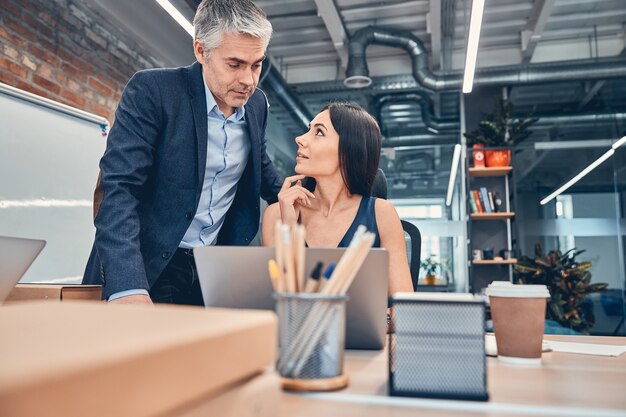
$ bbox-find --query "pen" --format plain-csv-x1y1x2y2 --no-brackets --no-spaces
303,261,323,293
317,263,335,292
268,259,281,292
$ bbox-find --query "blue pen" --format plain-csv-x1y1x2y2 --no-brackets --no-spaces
317,263,335,292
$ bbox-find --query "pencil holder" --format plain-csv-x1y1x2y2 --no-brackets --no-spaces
274,292,349,391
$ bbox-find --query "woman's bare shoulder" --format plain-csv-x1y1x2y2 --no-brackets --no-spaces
263,202,281,223
374,197,399,218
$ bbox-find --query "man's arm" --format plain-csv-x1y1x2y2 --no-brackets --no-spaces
94,71,162,299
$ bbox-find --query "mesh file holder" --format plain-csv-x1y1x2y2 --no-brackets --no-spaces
389,295,488,401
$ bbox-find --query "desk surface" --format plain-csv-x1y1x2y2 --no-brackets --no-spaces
280,335,626,417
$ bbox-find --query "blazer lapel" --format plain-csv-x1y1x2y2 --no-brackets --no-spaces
187,62,208,193
244,101,261,190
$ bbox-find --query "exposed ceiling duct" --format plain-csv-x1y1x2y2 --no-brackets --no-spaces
374,92,460,133
344,26,626,91
381,134,459,148
261,61,313,131
534,112,626,126
375,92,624,138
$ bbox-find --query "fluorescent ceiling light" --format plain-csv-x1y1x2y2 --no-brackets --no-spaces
540,136,625,205
462,0,485,94
539,149,614,205
155,0,194,37
534,140,613,150
612,136,626,149
445,144,462,206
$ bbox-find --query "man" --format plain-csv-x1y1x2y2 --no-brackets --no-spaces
82,0,283,305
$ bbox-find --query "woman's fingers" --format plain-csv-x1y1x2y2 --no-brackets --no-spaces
282,190,313,208
280,174,306,191
279,176,316,199
279,187,313,206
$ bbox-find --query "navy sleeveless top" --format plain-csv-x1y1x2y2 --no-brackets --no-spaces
303,196,381,248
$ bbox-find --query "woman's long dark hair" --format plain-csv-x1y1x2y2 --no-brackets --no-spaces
303,102,382,196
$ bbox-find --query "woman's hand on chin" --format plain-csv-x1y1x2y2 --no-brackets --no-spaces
278,174,315,225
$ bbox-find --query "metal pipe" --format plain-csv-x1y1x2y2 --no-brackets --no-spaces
345,26,626,91
374,92,460,133
261,62,313,130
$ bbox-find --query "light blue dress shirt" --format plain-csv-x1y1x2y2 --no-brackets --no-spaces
108,74,250,301
179,78,250,248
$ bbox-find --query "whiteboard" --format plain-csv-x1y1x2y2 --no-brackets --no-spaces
0,85,107,283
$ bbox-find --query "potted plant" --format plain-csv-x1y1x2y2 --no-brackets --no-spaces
420,256,441,286
513,244,608,334
463,98,538,167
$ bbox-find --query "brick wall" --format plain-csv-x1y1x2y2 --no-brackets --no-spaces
0,0,166,123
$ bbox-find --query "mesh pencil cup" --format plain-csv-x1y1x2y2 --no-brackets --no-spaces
274,292,349,391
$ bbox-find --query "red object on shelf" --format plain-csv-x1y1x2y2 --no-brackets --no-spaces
485,149,511,167
472,144,485,167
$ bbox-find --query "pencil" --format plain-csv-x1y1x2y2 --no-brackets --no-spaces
317,263,335,292
274,220,285,290
281,224,297,293
268,259,281,292
303,261,324,293
296,225,306,292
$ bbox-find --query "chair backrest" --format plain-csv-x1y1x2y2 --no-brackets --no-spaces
400,220,421,290
371,169,421,290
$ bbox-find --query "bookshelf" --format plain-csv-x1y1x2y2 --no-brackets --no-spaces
469,167,512,177
466,148,516,293
470,212,515,220
472,259,517,265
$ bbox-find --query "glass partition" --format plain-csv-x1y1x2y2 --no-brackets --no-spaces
385,143,467,293
513,140,625,336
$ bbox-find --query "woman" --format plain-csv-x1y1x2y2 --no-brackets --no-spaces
262,102,413,296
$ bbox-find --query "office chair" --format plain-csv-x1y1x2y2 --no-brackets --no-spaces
371,169,421,290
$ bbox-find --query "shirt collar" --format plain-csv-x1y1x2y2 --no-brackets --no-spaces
202,73,246,121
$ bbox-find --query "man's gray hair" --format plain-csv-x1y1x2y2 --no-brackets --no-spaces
193,0,273,53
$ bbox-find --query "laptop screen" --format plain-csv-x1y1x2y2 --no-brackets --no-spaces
194,246,388,350
0,236,46,302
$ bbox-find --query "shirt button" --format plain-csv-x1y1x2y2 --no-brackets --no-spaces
162,252,170,259
185,212,193,219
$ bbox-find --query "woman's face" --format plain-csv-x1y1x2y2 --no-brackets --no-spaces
294,110,340,177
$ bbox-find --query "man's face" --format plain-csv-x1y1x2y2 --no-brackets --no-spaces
194,33,266,117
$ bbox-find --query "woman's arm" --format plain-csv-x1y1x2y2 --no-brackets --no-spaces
261,203,281,246
375,199,415,295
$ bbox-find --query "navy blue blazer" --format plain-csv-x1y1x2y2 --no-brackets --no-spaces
83,62,283,299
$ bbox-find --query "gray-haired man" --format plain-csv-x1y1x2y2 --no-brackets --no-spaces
83,0,283,305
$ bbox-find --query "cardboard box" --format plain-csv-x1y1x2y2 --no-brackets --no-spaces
0,302,277,417
172,371,280,417
6,283,102,302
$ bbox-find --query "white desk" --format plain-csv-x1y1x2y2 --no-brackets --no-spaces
280,335,626,417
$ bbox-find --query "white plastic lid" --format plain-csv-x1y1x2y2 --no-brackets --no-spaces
485,282,550,298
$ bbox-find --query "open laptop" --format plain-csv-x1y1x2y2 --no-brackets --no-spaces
0,235,46,303
194,246,389,350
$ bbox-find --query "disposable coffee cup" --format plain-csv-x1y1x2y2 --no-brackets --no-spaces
485,282,550,365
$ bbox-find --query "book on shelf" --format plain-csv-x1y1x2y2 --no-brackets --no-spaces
488,191,497,213
493,192,503,212
469,191,478,213
479,187,492,213
472,190,484,213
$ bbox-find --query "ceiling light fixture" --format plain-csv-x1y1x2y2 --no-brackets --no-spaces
462,0,485,94
445,144,462,206
539,136,625,205
155,0,194,37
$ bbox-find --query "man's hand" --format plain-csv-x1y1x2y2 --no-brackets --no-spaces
109,294,154,305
